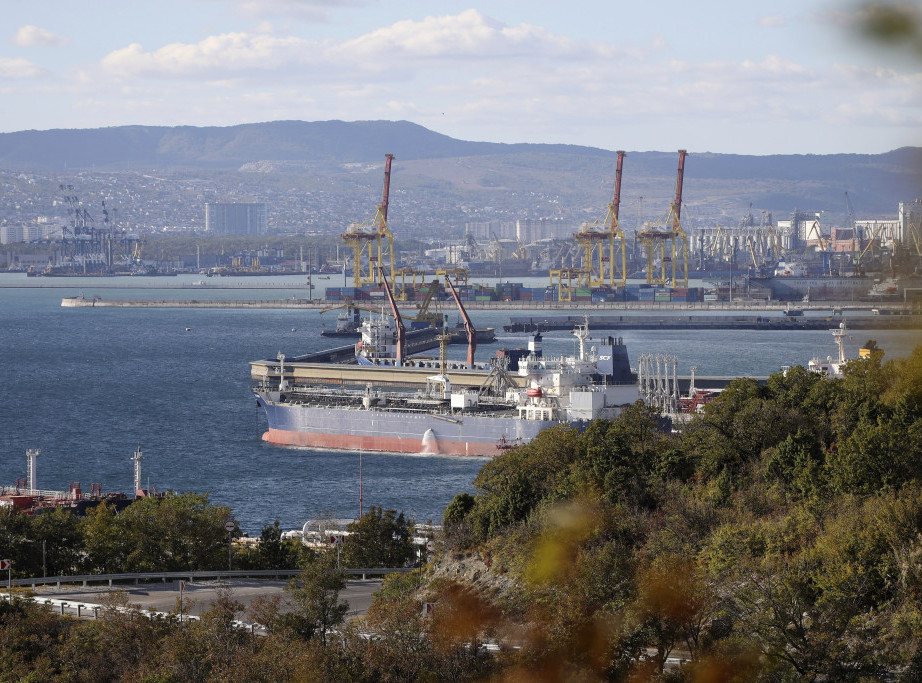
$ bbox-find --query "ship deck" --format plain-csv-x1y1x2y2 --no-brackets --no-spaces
251,359,528,390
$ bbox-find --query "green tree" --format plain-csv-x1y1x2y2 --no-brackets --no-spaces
341,571,438,681
470,424,582,540
443,492,475,528
283,555,349,645
154,585,249,680
764,428,827,500
827,409,915,494
92,590,171,680
340,506,415,568
245,518,310,570
80,501,128,574
31,507,83,576
116,491,232,571
0,507,38,578
573,404,663,507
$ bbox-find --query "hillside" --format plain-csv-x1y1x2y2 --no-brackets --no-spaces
0,120,919,227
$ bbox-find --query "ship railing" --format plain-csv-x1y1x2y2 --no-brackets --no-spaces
0,486,127,501
0,487,82,499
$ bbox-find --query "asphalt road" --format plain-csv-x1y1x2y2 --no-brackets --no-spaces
30,578,382,620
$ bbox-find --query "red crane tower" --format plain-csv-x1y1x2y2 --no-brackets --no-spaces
636,150,689,287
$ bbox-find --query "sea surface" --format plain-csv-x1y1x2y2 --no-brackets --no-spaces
2,273,920,534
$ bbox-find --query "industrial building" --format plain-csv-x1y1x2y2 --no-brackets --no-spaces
204,202,268,236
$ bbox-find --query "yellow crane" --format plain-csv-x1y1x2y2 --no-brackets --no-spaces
637,150,689,287
341,154,396,288
573,151,628,288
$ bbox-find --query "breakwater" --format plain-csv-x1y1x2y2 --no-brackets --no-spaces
504,314,922,332
60,295,914,315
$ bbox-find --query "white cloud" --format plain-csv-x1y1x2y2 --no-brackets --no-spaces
336,9,599,61
99,9,634,83
13,25,70,47
100,33,314,79
0,57,46,79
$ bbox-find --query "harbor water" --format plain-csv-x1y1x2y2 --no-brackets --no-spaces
2,274,920,534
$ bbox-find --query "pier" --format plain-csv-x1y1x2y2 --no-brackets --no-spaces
62,295,922,330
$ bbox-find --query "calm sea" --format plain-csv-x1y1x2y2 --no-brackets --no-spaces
2,273,919,534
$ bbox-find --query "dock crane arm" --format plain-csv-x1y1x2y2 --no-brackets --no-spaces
379,267,405,366
606,150,627,286
444,276,476,367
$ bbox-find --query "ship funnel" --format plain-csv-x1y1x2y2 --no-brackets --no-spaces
421,429,439,455
528,333,542,356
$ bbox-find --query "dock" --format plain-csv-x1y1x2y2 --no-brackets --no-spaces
504,313,922,332
61,295,917,317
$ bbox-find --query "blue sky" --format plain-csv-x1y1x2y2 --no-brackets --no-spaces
1,0,919,154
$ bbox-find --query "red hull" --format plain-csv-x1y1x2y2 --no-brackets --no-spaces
263,428,498,457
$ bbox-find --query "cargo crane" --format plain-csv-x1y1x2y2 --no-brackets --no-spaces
908,218,922,258
58,187,114,274
412,280,445,327
444,275,476,368
394,267,427,300
843,191,864,272
573,151,628,288
341,154,396,288
636,150,689,286
379,267,405,366
549,266,582,302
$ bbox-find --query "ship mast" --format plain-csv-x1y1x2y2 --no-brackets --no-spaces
26,448,39,493
131,444,144,497
834,321,848,364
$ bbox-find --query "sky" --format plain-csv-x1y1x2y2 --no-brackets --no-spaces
1,0,920,155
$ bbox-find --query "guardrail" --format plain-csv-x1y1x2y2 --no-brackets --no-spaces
8,567,413,589
0,594,266,635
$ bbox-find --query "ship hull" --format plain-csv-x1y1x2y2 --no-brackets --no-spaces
749,276,871,301
255,396,561,457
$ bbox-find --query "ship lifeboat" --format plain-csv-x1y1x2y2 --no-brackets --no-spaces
526,387,543,398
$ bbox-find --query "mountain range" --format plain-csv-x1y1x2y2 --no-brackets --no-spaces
1,120,919,227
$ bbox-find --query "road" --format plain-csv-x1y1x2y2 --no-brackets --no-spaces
29,578,382,621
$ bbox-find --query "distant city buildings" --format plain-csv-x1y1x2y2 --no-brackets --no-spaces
463,217,567,243
516,218,567,243
205,202,267,236
0,223,59,245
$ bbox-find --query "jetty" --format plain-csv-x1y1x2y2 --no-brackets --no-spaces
61,295,922,330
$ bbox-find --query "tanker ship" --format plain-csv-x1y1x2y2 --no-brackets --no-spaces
253,270,640,456
253,324,640,457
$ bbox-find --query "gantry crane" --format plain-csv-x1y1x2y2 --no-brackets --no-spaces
394,267,427,300
341,154,396,288
573,151,628,288
636,150,689,287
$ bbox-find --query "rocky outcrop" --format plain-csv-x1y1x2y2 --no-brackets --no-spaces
427,551,518,602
